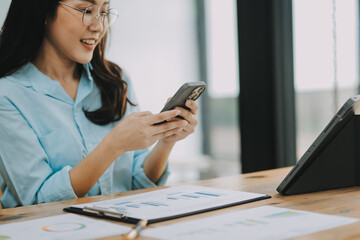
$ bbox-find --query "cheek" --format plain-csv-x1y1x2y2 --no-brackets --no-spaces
99,30,107,42
48,17,82,48
46,18,93,63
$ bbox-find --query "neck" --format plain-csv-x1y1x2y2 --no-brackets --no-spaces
32,39,81,83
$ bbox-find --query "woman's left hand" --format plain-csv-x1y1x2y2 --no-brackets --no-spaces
160,100,199,144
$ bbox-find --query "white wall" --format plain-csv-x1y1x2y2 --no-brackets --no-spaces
0,0,11,24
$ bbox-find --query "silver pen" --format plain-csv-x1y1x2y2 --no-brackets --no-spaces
123,219,148,240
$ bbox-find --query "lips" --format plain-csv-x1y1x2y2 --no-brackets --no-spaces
80,39,96,45
80,38,98,50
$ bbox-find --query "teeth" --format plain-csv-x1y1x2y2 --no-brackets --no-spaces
81,39,96,45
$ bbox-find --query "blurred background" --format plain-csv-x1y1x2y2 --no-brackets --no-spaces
0,0,359,184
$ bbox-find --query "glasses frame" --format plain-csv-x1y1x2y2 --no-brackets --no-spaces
58,1,119,27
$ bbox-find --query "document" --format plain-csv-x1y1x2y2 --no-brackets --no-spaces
142,206,358,240
65,185,270,223
0,213,131,240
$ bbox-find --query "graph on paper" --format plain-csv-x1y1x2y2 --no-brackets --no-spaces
0,214,130,240
71,185,268,221
142,206,359,240
109,190,225,212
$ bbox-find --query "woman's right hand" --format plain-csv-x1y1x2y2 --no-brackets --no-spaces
106,109,188,156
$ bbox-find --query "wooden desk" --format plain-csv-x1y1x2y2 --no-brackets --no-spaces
1,167,360,239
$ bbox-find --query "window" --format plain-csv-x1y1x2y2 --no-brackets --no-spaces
202,0,240,177
293,0,359,158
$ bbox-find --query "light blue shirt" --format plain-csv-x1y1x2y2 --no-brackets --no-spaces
0,63,170,208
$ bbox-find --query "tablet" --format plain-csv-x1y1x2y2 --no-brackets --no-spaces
277,95,360,195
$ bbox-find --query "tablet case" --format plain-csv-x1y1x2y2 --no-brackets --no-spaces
277,96,360,195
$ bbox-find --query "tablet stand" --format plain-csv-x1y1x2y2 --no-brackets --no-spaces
283,115,360,195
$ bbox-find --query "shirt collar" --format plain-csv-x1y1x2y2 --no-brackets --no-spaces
6,63,35,88
75,63,94,105
83,62,94,81
13,62,94,105
27,63,62,95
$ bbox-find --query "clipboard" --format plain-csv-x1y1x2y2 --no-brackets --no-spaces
64,185,270,224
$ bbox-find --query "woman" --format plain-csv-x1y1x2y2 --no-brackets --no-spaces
0,0,199,208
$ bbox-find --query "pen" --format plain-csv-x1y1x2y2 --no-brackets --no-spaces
123,219,148,240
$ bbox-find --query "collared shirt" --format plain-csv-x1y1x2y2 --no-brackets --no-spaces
0,63,170,208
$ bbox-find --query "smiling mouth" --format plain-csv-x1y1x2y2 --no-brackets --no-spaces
80,39,97,45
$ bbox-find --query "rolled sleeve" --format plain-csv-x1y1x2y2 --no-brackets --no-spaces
132,149,171,189
0,99,77,207
37,166,77,203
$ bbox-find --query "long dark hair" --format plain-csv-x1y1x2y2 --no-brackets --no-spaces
0,0,134,125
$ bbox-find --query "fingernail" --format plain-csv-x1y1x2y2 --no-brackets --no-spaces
175,110,181,115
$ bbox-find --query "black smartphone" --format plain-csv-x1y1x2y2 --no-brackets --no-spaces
160,81,206,112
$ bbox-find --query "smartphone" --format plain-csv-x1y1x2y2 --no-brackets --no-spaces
160,81,206,112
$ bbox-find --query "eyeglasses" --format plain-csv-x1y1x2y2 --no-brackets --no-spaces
58,1,119,27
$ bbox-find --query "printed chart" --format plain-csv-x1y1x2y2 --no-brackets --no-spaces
0,214,130,240
71,185,268,221
41,223,86,232
142,206,358,240
110,189,225,212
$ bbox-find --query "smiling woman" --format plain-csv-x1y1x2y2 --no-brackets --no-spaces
0,0,200,208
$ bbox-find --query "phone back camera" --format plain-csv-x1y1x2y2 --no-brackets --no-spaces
188,87,205,101
187,92,198,101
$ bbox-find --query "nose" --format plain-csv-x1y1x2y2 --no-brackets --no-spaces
88,16,104,32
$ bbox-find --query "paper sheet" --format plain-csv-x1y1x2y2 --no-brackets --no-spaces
142,206,358,240
0,213,131,240
71,185,268,221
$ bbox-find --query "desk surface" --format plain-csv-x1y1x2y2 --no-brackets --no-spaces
1,167,360,239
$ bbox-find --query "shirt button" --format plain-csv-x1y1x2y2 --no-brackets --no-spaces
102,181,108,188
75,106,80,112
88,143,93,149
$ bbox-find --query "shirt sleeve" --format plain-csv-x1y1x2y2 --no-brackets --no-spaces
132,149,171,189
0,99,77,208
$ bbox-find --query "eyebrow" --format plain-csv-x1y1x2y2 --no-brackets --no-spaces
79,0,110,5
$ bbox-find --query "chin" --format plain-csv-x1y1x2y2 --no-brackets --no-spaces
77,59,92,65
75,55,94,65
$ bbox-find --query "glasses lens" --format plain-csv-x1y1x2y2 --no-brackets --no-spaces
106,9,119,26
83,5,118,27
82,5,95,26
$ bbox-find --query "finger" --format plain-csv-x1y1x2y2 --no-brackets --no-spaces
153,126,185,139
153,119,187,133
136,111,153,117
148,109,181,125
166,116,185,123
185,100,198,114
175,107,198,125
181,124,196,134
